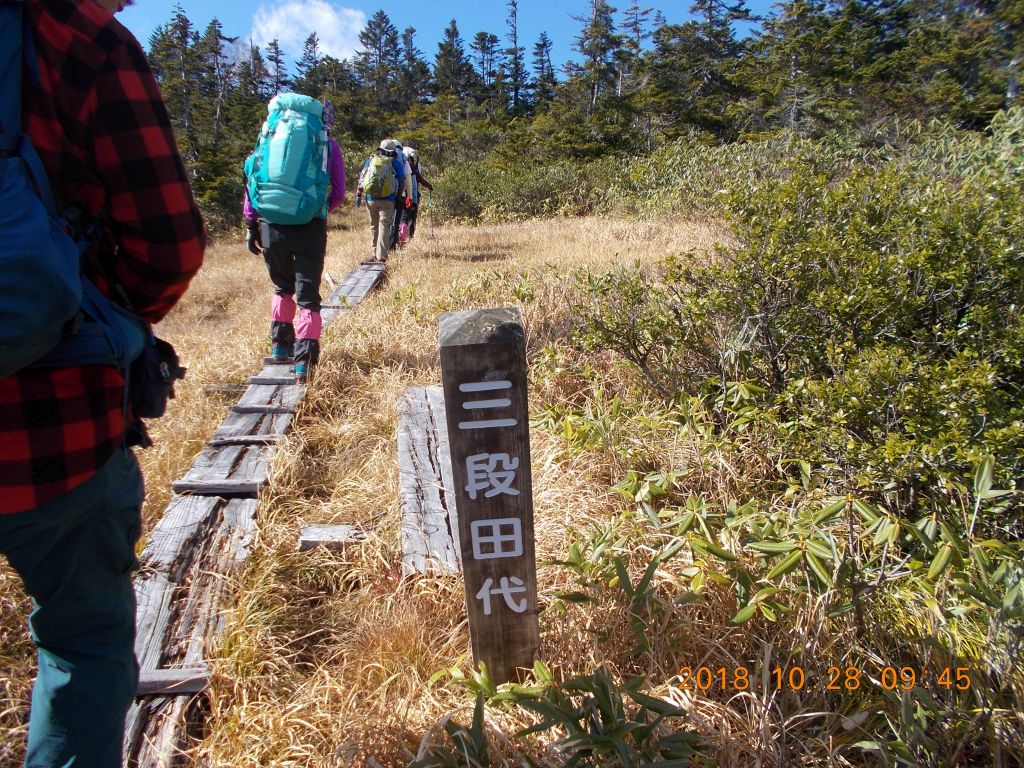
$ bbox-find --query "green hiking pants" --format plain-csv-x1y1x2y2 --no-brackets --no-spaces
0,448,143,768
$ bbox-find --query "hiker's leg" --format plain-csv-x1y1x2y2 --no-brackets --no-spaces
262,223,295,293
407,205,419,240
263,223,298,353
367,200,382,261
389,195,404,249
0,449,143,768
293,219,327,368
378,201,396,262
270,295,296,355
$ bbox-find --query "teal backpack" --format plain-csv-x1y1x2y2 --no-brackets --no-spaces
244,94,329,225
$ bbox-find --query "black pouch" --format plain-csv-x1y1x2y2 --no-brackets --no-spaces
125,336,186,448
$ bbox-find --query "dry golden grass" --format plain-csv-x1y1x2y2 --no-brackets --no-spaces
0,208,742,767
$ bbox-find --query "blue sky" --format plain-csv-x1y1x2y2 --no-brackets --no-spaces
118,0,774,71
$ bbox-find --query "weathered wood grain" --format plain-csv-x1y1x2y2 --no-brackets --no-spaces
298,524,368,552
320,262,386,322
136,667,209,697
212,410,293,441
171,444,273,496
232,382,303,414
398,386,460,575
124,496,256,763
250,362,297,385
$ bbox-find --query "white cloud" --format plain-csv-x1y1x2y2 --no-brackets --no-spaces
251,0,365,62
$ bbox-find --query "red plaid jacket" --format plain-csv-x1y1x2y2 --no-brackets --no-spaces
0,0,205,515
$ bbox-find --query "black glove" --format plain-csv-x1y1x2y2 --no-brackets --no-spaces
246,226,261,255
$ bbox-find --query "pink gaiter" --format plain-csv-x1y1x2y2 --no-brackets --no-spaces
296,308,322,340
272,294,296,322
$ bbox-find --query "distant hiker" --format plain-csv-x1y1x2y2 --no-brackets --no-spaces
399,146,433,244
389,140,415,250
243,96,346,382
0,1,205,766
356,139,407,263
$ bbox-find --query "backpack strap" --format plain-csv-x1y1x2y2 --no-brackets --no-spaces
0,1,59,215
2,1,146,374
0,1,27,153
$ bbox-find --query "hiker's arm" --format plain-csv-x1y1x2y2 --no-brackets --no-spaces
90,42,205,324
327,139,346,210
243,187,259,228
416,169,433,191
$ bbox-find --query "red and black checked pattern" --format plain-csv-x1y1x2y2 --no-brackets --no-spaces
0,0,205,515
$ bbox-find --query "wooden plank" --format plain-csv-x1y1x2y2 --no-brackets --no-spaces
125,496,256,762
231,404,295,415
136,667,209,697
398,387,460,575
263,354,294,364
204,384,247,395
321,263,386,322
298,524,368,552
171,444,273,496
235,382,304,412
212,410,293,441
250,363,296,385
439,307,539,684
208,434,285,448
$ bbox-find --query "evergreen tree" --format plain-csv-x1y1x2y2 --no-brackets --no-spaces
265,39,290,95
293,33,325,95
896,0,1017,125
617,3,651,96
471,32,501,89
236,40,270,100
505,0,530,114
356,10,401,110
648,0,753,138
398,27,433,109
434,19,477,103
573,0,621,115
531,31,557,104
195,19,237,148
148,4,199,155
736,0,839,134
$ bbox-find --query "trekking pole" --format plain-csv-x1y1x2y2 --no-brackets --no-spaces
428,190,434,240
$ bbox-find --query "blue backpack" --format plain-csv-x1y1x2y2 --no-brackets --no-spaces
244,93,329,225
0,0,145,379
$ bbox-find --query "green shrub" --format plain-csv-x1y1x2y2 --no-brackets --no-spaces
432,156,624,223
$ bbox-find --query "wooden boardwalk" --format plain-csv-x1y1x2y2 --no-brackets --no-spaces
125,262,385,767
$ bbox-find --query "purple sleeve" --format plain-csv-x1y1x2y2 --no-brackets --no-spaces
243,187,258,226
328,139,346,210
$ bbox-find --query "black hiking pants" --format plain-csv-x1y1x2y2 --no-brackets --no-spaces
390,194,407,249
261,218,326,365
401,204,420,240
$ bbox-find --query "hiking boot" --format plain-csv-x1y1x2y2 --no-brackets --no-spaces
294,362,309,382
271,345,293,362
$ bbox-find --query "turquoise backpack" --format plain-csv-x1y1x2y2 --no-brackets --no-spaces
244,94,329,225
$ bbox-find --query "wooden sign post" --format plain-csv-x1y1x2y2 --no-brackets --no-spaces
439,307,539,683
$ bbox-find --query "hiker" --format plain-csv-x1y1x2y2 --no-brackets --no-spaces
0,1,205,766
399,146,433,244
356,139,407,263
389,140,415,250
243,97,346,382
